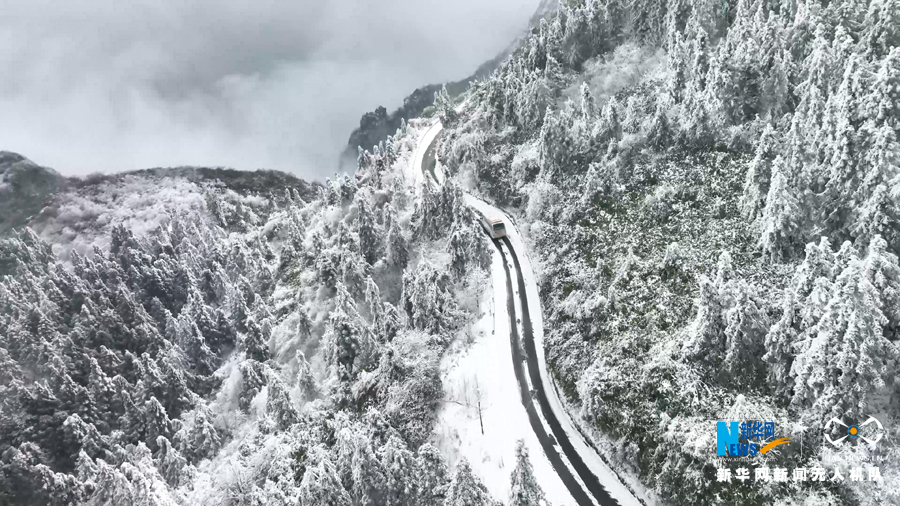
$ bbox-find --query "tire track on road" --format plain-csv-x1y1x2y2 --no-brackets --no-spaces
488,236,596,506
501,236,619,506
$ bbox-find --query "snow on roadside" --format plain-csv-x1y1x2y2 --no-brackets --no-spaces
502,240,600,506
465,193,646,506
408,119,441,196
432,231,576,506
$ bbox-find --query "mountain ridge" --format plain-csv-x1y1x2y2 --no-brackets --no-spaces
339,0,558,170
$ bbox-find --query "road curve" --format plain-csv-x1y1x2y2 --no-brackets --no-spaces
417,118,642,506
500,235,621,506
491,237,598,506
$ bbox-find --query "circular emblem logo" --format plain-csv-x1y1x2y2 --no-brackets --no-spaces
824,416,884,447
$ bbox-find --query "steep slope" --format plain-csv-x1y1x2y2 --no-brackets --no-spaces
0,120,508,505
0,152,65,233
340,0,558,170
436,1,900,505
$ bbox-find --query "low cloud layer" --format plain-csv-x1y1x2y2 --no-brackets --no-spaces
0,0,538,179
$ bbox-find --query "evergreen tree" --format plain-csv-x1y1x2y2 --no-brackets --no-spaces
580,82,595,122
385,213,409,270
266,372,299,430
852,124,900,246
335,426,387,506
822,54,864,237
154,436,192,487
299,452,351,506
681,275,727,375
645,102,673,149
741,123,777,220
435,85,458,125
758,156,802,259
82,457,136,506
417,443,448,506
60,413,106,465
379,435,417,506
597,96,622,142
356,197,380,265
296,350,318,403
322,285,366,378
508,440,547,506
238,358,267,411
143,396,174,452
763,289,800,402
443,458,494,506
400,264,460,337
853,49,900,246
178,407,221,463
241,314,271,363
0,443,84,506
863,0,900,56
721,281,769,388
790,252,900,423
861,235,900,336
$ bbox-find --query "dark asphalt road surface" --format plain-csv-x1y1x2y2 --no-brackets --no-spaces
490,237,596,506
423,127,622,505
500,236,619,506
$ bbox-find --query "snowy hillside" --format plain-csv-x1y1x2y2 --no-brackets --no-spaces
0,117,542,505
4,1,900,505
436,1,900,505
0,152,64,233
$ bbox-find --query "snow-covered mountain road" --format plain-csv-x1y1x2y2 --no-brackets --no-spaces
417,118,642,506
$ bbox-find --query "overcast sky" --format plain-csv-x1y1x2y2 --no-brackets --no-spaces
0,0,539,179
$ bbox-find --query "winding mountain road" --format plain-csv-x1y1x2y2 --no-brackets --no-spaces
415,118,642,506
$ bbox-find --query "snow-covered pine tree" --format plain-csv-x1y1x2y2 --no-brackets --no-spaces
295,350,318,403
154,436,192,487
861,235,900,338
758,155,802,259
177,407,222,463
266,371,299,430
721,280,769,388
741,123,777,220
416,443,448,506
400,264,460,337
597,96,622,143
763,288,800,402
761,46,794,118
379,435,417,506
299,451,351,506
443,458,494,506
790,243,900,423
356,197,380,265
322,283,366,378
335,425,387,506
143,396,174,452
508,440,547,506
435,85,458,125
384,210,409,270
580,82,595,122
852,123,900,247
863,0,900,56
681,274,727,376
645,101,673,149
852,48,900,246
821,53,864,238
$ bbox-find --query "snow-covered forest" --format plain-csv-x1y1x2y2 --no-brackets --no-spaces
0,119,556,505
437,0,900,504
4,0,900,504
